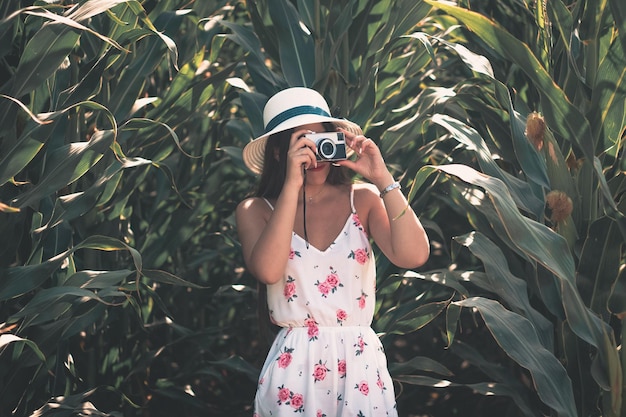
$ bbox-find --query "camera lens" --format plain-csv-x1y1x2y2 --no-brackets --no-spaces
318,139,336,159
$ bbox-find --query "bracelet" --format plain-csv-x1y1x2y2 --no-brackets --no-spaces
379,182,401,198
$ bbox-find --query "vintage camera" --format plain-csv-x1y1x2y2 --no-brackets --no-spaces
304,132,347,162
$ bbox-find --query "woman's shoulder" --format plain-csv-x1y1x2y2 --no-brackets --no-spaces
352,181,382,215
352,181,379,199
236,196,273,219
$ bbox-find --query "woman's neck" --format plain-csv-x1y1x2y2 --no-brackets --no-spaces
301,183,327,203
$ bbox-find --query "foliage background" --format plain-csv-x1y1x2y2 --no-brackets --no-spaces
0,1,624,417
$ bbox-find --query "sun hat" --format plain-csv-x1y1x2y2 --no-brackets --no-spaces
242,87,362,174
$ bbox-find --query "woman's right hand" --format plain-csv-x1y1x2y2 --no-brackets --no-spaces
284,129,318,189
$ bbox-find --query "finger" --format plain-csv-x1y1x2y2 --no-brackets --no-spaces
351,135,368,154
335,159,355,170
362,137,376,153
301,152,317,170
292,134,318,153
337,127,356,140
290,145,317,169
289,129,312,149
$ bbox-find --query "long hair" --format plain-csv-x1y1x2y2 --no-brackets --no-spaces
253,123,351,344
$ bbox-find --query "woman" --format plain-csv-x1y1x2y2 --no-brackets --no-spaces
237,87,429,416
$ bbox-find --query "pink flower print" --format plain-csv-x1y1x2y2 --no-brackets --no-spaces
316,268,343,297
317,410,327,417
307,325,319,341
305,314,319,341
377,370,386,391
357,291,368,309
352,213,363,231
288,248,301,259
277,385,304,411
354,335,367,355
336,309,347,325
312,360,330,383
325,268,340,288
277,385,291,404
337,359,347,378
277,347,294,368
284,276,297,302
356,380,369,396
315,279,331,297
349,248,369,264
290,393,304,412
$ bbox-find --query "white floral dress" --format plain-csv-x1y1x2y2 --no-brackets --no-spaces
253,187,397,417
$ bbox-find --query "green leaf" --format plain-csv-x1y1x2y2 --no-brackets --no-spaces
379,299,448,335
63,270,134,288
218,20,282,95
457,297,577,417
25,9,125,51
208,355,259,382
67,0,136,21
106,36,167,120
13,129,115,208
35,157,153,232
0,235,142,301
268,0,315,87
431,114,545,217
397,375,521,399
388,356,453,376
424,1,617,213
455,232,554,349
588,29,626,157
10,23,80,98
10,287,114,327
577,217,623,320
425,164,619,390
0,334,46,363
142,269,208,289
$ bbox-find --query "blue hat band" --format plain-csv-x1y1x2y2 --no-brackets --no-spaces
264,105,331,133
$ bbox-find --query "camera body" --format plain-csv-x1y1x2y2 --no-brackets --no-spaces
304,132,347,162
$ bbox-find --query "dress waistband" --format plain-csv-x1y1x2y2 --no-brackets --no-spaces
279,325,375,333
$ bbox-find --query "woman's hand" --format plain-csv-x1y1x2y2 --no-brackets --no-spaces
284,129,318,189
337,128,394,189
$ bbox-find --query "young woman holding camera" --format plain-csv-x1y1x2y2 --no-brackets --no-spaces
236,87,429,416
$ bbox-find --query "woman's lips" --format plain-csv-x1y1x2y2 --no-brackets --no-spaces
307,163,328,171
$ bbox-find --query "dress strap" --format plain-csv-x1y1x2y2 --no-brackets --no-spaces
350,185,356,214
262,197,275,210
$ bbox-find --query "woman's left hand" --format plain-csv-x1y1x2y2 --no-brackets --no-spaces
337,128,394,188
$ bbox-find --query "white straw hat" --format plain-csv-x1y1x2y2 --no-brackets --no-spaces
242,87,362,174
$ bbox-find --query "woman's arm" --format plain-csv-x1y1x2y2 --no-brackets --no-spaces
236,129,319,284
339,130,429,268
236,189,299,285
364,181,429,268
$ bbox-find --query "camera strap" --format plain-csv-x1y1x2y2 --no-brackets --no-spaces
302,167,310,249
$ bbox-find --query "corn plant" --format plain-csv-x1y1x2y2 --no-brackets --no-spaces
225,0,626,416
0,1,259,415
383,1,625,416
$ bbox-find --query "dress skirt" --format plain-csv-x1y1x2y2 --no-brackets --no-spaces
253,326,398,417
